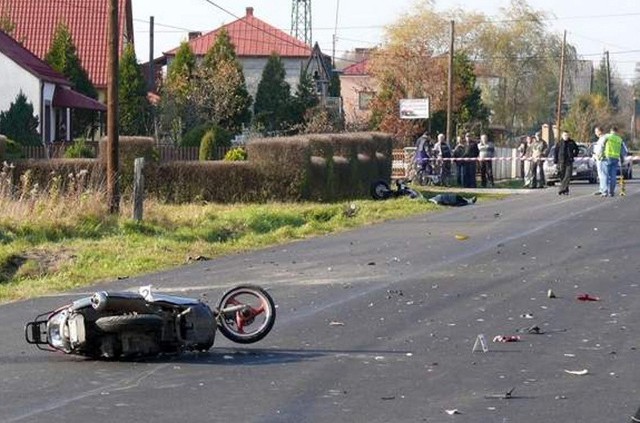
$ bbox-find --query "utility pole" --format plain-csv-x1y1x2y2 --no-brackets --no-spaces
107,0,120,213
555,30,567,137
605,50,611,104
148,16,154,92
446,20,454,143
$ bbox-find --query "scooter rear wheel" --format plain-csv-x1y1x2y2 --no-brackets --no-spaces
370,180,392,200
216,285,276,344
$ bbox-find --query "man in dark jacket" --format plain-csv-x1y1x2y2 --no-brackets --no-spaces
553,131,579,195
463,133,479,188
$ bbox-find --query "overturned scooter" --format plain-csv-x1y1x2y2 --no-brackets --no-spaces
25,284,276,359
370,179,421,200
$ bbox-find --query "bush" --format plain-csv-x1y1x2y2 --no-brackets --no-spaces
99,136,157,193
224,147,247,161
182,124,210,147
198,125,232,161
64,139,95,158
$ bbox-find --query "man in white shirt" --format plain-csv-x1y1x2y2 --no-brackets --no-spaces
593,126,608,195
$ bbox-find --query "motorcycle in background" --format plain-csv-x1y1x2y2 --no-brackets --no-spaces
25,284,276,359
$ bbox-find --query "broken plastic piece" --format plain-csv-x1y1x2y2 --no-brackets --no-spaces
564,369,589,376
445,409,461,415
493,335,521,343
472,334,489,352
577,293,600,301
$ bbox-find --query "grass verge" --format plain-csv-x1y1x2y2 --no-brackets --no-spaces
0,187,502,303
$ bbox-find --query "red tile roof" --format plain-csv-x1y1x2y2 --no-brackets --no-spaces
166,7,311,58
342,59,369,76
0,29,69,85
0,0,131,89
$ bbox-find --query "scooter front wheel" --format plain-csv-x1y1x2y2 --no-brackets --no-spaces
216,285,276,344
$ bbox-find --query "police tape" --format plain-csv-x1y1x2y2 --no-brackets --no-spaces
408,156,639,162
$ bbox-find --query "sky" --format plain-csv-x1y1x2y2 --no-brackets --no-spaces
131,0,640,81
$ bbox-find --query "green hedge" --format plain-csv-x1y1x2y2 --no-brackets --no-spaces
4,132,393,203
0,135,6,161
9,159,103,193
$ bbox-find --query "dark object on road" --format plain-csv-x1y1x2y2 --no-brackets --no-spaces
493,335,521,342
577,293,600,301
25,284,276,359
485,387,516,400
428,193,477,207
370,179,421,200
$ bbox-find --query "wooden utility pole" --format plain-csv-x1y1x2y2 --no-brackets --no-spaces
149,16,155,91
106,0,120,213
555,30,567,136
605,50,611,104
446,20,454,142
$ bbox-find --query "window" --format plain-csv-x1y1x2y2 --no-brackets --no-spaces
358,91,374,110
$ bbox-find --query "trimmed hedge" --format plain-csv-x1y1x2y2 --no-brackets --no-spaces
4,132,393,203
0,135,6,161
9,159,104,192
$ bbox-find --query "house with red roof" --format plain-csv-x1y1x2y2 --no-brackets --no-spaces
340,55,377,127
0,0,133,102
162,7,317,99
0,29,106,144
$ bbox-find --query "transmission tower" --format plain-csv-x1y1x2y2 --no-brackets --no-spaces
291,0,312,46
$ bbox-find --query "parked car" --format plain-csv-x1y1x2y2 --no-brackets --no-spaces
543,144,597,186
586,142,633,180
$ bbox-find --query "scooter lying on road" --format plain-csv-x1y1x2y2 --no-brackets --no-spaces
25,284,276,359
370,179,421,200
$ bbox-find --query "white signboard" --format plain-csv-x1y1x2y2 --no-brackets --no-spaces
399,98,430,119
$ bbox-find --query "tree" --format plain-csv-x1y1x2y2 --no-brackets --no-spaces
254,53,292,132
193,29,252,133
118,43,152,135
474,0,577,134
290,70,319,127
0,91,40,145
563,94,613,142
159,41,197,143
454,53,489,132
45,22,98,138
592,55,619,111
367,1,478,142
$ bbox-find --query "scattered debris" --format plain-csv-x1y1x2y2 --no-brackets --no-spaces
547,289,556,298
520,313,534,319
555,395,567,400
472,334,489,352
484,387,516,400
493,335,521,343
564,369,589,376
445,409,461,415
329,321,344,326
367,262,376,266
564,353,576,358
454,234,469,241
117,275,129,280
577,293,600,302
186,255,210,262
381,396,396,401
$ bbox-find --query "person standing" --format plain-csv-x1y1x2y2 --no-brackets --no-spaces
602,126,624,197
592,126,608,195
530,132,548,188
463,133,479,188
478,134,495,187
553,131,579,195
522,135,534,188
434,133,452,186
452,136,465,186
517,136,528,182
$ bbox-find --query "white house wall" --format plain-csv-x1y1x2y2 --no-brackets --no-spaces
0,53,41,122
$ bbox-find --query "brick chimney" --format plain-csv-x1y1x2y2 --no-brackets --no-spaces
246,7,254,16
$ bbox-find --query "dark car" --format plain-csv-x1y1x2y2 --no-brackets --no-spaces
543,144,597,186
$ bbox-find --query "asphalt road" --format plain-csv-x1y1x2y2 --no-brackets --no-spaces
2,179,640,423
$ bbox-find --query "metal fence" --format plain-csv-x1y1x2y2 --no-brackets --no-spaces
392,147,520,181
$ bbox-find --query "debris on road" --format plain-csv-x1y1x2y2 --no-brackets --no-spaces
493,335,521,343
484,387,516,400
548,289,556,298
564,369,589,376
577,293,600,301
329,321,345,326
472,334,489,352
521,313,534,319
454,234,469,241
445,409,461,415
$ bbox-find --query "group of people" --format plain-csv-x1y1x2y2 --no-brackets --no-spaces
414,132,497,188
518,132,548,189
592,126,628,197
414,132,496,188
